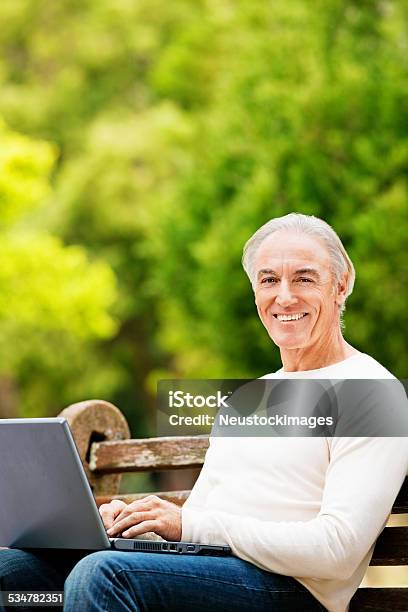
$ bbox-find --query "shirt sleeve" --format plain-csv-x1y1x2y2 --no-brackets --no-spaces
181,436,408,580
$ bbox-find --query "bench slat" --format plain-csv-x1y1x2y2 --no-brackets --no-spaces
350,587,408,610
393,478,408,514
90,436,209,472
371,527,408,566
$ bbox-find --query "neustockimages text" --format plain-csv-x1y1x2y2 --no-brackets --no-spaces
168,414,333,428
166,390,334,429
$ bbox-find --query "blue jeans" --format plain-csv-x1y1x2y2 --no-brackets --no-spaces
0,548,326,611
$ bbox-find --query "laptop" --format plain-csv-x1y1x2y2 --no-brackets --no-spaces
0,418,231,556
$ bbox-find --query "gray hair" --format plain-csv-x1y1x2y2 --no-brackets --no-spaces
242,213,355,314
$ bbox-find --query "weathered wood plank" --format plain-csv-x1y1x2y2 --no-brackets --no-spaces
350,587,408,611
393,478,408,514
59,399,130,495
90,436,209,473
371,527,408,565
95,490,190,507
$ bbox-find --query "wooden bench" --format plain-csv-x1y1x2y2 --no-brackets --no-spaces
59,399,408,612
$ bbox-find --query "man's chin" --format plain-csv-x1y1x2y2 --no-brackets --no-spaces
268,331,308,351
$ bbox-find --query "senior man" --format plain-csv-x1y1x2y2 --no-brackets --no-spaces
0,213,407,612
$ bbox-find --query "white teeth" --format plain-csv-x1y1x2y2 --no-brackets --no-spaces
276,313,307,321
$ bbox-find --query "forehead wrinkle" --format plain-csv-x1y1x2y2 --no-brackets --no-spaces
256,264,326,281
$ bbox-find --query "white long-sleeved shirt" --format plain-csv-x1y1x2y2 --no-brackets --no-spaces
181,352,408,612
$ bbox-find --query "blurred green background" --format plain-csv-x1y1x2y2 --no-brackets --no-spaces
0,0,408,437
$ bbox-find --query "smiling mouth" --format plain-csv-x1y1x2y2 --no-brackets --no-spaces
273,313,308,322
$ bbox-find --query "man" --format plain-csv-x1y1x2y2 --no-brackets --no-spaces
1,213,407,612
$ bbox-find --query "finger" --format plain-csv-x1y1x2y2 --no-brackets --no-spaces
121,520,159,538
140,495,160,503
99,500,127,529
99,504,117,529
99,500,126,517
107,511,152,536
123,495,160,512
113,501,151,525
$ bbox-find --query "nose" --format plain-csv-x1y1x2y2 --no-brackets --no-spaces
275,279,298,308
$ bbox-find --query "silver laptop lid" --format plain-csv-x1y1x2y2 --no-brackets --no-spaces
0,418,110,550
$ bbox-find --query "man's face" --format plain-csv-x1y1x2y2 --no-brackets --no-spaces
253,231,345,351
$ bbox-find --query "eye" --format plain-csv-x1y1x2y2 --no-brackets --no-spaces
261,277,278,284
296,277,313,284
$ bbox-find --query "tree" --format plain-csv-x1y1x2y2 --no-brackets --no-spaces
0,119,118,416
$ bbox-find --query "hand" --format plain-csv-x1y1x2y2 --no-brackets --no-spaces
100,495,182,541
99,499,127,530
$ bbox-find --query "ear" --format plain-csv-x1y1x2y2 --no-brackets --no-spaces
335,272,348,308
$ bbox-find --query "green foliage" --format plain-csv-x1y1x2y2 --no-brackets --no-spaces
0,118,55,228
0,120,119,415
0,233,116,343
